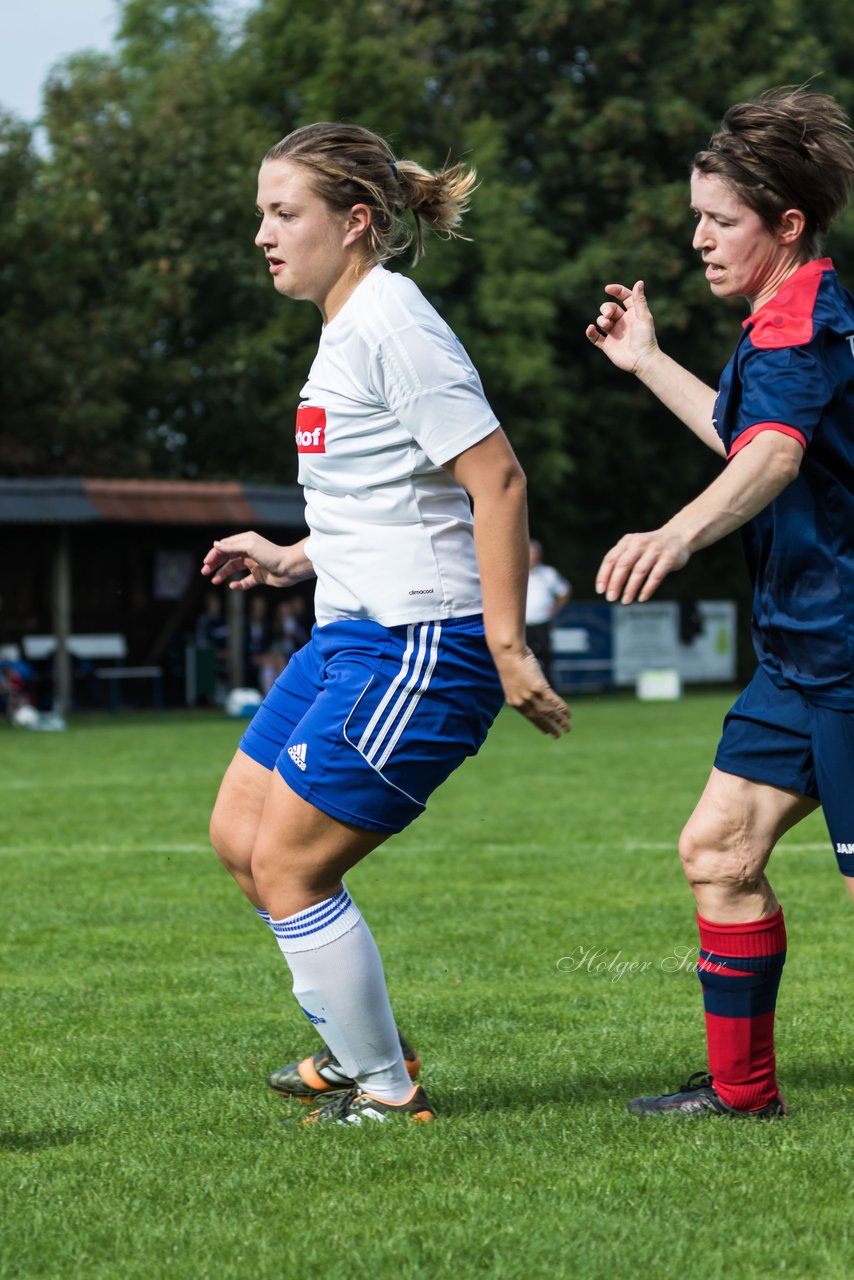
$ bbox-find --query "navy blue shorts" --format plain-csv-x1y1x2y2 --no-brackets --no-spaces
239,615,504,834
715,665,854,876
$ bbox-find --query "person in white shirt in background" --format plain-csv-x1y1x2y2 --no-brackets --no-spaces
525,540,572,688
201,122,570,1127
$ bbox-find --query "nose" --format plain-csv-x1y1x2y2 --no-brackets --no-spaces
692,216,714,253
255,216,274,249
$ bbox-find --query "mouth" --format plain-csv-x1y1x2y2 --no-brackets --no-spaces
266,257,286,275
704,261,725,282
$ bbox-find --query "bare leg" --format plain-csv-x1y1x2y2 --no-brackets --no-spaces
210,757,413,1100
249,769,387,918
209,749,273,908
673,768,820,1112
678,767,820,920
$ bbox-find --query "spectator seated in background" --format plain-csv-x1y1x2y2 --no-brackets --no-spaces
255,597,310,695
0,645,34,719
244,594,273,691
195,590,231,703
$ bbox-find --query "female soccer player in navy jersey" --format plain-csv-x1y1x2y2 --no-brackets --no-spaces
202,123,570,1125
587,88,854,1118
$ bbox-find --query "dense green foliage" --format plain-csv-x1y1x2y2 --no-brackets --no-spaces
1,701,851,1278
2,0,853,596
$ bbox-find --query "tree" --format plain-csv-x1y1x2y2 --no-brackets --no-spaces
0,111,50,471
2,0,853,635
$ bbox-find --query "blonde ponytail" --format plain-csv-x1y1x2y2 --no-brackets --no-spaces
263,123,476,265
394,160,477,262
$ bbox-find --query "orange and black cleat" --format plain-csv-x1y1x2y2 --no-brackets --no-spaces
301,1084,435,1126
267,1031,420,1103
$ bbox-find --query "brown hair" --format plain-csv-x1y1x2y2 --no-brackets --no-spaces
693,87,854,260
263,122,476,265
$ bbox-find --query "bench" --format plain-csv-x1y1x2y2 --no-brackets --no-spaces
23,633,128,661
94,665,164,711
22,635,163,711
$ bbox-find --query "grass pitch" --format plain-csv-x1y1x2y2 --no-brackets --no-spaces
1,694,851,1279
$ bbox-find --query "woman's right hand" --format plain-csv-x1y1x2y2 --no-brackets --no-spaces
201,532,310,590
585,280,659,375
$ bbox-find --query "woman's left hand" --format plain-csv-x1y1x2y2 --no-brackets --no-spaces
493,648,571,739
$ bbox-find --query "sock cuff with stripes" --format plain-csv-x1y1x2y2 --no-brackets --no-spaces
697,907,787,959
270,887,362,954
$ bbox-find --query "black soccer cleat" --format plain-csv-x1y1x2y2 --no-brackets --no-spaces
267,1030,421,1103
627,1071,787,1118
301,1083,435,1126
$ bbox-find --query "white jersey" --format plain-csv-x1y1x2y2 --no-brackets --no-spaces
526,564,571,625
296,265,500,626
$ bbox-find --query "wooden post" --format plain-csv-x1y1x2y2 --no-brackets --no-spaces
52,525,72,714
227,587,244,691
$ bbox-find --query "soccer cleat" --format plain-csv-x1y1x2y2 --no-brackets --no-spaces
301,1084,435,1126
267,1030,421,1103
627,1071,787,1118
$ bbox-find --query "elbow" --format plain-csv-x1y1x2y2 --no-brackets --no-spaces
476,458,526,502
503,459,528,500
470,462,526,514
501,465,528,514
738,432,803,491
780,451,803,487
771,445,803,492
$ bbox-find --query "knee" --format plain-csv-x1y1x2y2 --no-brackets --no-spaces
209,803,253,879
677,817,762,896
247,841,273,895
249,843,341,919
249,842,301,903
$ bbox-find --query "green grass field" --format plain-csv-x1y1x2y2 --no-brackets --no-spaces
1,695,851,1279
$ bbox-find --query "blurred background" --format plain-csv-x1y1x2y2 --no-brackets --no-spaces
2,0,852,712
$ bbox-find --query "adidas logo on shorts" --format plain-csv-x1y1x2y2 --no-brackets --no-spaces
288,742,308,771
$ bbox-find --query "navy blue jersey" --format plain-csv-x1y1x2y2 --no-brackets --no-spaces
713,258,854,707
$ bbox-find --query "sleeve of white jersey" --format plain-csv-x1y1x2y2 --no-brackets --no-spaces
548,566,570,596
374,323,500,466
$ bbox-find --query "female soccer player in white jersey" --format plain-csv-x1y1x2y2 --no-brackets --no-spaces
202,122,570,1125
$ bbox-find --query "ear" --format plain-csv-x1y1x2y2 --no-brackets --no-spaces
777,207,807,246
343,203,372,247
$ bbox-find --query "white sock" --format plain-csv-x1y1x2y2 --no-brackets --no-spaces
255,908,349,1083
270,888,413,1103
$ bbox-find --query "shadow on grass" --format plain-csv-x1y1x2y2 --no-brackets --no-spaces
441,1070,655,1115
0,1128,87,1153
777,1060,853,1090
442,1058,851,1116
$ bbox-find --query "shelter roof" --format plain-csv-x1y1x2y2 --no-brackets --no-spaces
0,478,305,527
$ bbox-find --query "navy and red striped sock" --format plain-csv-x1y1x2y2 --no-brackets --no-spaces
696,907,787,1112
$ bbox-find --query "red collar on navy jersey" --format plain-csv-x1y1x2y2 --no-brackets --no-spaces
742,257,834,349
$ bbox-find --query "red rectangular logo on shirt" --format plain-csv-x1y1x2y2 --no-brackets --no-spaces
295,406,326,453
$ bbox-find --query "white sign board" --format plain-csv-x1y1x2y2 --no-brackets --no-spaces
613,601,736,686
676,601,737,682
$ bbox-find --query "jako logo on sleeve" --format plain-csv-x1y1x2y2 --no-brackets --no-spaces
295,405,327,453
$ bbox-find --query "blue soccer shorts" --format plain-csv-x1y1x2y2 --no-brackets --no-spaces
714,664,854,876
239,614,505,834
